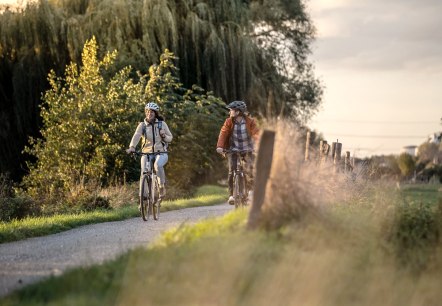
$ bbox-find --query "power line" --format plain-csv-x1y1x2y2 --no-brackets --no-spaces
323,134,425,139
310,119,439,125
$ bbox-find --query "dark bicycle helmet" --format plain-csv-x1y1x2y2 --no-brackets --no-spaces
226,100,247,112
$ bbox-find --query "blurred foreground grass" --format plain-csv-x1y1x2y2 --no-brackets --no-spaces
2,184,442,306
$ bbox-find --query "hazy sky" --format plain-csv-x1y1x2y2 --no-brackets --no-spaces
306,0,442,157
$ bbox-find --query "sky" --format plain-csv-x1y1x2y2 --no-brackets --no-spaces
306,0,442,158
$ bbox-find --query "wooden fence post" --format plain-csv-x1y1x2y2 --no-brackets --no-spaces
305,130,311,161
323,142,330,163
248,130,275,229
333,141,342,172
331,142,337,164
344,151,352,172
319,140,328,165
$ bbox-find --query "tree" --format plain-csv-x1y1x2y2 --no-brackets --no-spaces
143,49,226,188
23,38,226,203
417,142,439,165
397,153,416,178
0,0,322,181
23,37,145,199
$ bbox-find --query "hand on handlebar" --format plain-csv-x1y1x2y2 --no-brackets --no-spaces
126,147,135,154
216,147,224,154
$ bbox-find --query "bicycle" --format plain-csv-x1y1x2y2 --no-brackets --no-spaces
131,151,167,221
224,149,254,209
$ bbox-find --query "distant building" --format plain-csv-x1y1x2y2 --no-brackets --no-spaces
401,145,418,156
427,132,442,144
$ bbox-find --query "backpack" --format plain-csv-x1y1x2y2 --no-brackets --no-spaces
141,120,168,151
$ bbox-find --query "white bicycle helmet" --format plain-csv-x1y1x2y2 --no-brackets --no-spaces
145,102,160,112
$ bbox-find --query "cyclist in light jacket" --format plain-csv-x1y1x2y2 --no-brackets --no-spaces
126,102,173,198
216,100,260,204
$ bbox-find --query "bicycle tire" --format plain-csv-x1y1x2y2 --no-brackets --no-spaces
240,173,248,208
233,174,241,209
152,175,160,220
140,175,149,221
147,176,153,219
242,174,249,207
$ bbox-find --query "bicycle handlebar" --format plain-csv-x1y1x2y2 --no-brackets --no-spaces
128,151,168,159
131,151,168,155
223,149,254,154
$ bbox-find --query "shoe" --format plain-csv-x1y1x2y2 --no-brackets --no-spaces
228,196,235,205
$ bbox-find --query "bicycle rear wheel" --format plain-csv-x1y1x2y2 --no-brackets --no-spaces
140,175,150,221
233,174,241,209
152,175,160,220
237,174,248,209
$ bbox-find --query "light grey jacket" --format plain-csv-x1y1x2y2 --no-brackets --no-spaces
129,118,173,153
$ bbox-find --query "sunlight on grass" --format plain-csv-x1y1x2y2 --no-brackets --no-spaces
2,184,442,306
0,185,227,243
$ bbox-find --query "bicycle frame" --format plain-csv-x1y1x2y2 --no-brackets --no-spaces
225,150,252,209
133,151,166,221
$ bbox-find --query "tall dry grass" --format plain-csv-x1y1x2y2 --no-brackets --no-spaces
258,119,369,229
248,119,442,305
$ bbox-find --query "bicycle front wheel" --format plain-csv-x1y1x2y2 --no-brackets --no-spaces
152,175,160,220
140,175,150,221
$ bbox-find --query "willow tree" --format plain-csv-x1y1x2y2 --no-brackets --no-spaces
1,0,322,180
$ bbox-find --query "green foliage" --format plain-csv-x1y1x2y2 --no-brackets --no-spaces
22,38,225,204
391,200,441,271
0,0,322,181
141,49,226,189
397,152,416,178
0,173,39,221
23,37,144,202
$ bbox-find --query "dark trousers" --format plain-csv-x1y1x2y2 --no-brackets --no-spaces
228,152,255,196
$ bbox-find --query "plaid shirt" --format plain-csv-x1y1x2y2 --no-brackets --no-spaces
231,118,254,151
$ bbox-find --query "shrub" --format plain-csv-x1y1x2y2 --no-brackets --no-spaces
0,174,40,221
23,38,226,208
391,201,440,271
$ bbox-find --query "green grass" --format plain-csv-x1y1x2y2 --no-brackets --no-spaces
400,183,442,207
0,209,250,306
2,184,442,306
0,185,227,244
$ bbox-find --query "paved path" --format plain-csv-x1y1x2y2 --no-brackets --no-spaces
0,204,232,297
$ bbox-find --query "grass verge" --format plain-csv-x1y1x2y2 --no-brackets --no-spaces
0,185,226,244
1,184,442,306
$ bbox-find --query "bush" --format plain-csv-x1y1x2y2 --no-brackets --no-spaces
0,174,40,221
64,184,112,212
391,201,440,271
78,195,111,212
23,39,226,207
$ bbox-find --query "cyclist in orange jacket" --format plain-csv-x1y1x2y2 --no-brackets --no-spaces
216,100,260,204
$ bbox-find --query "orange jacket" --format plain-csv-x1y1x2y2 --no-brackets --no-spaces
216,116,260,149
